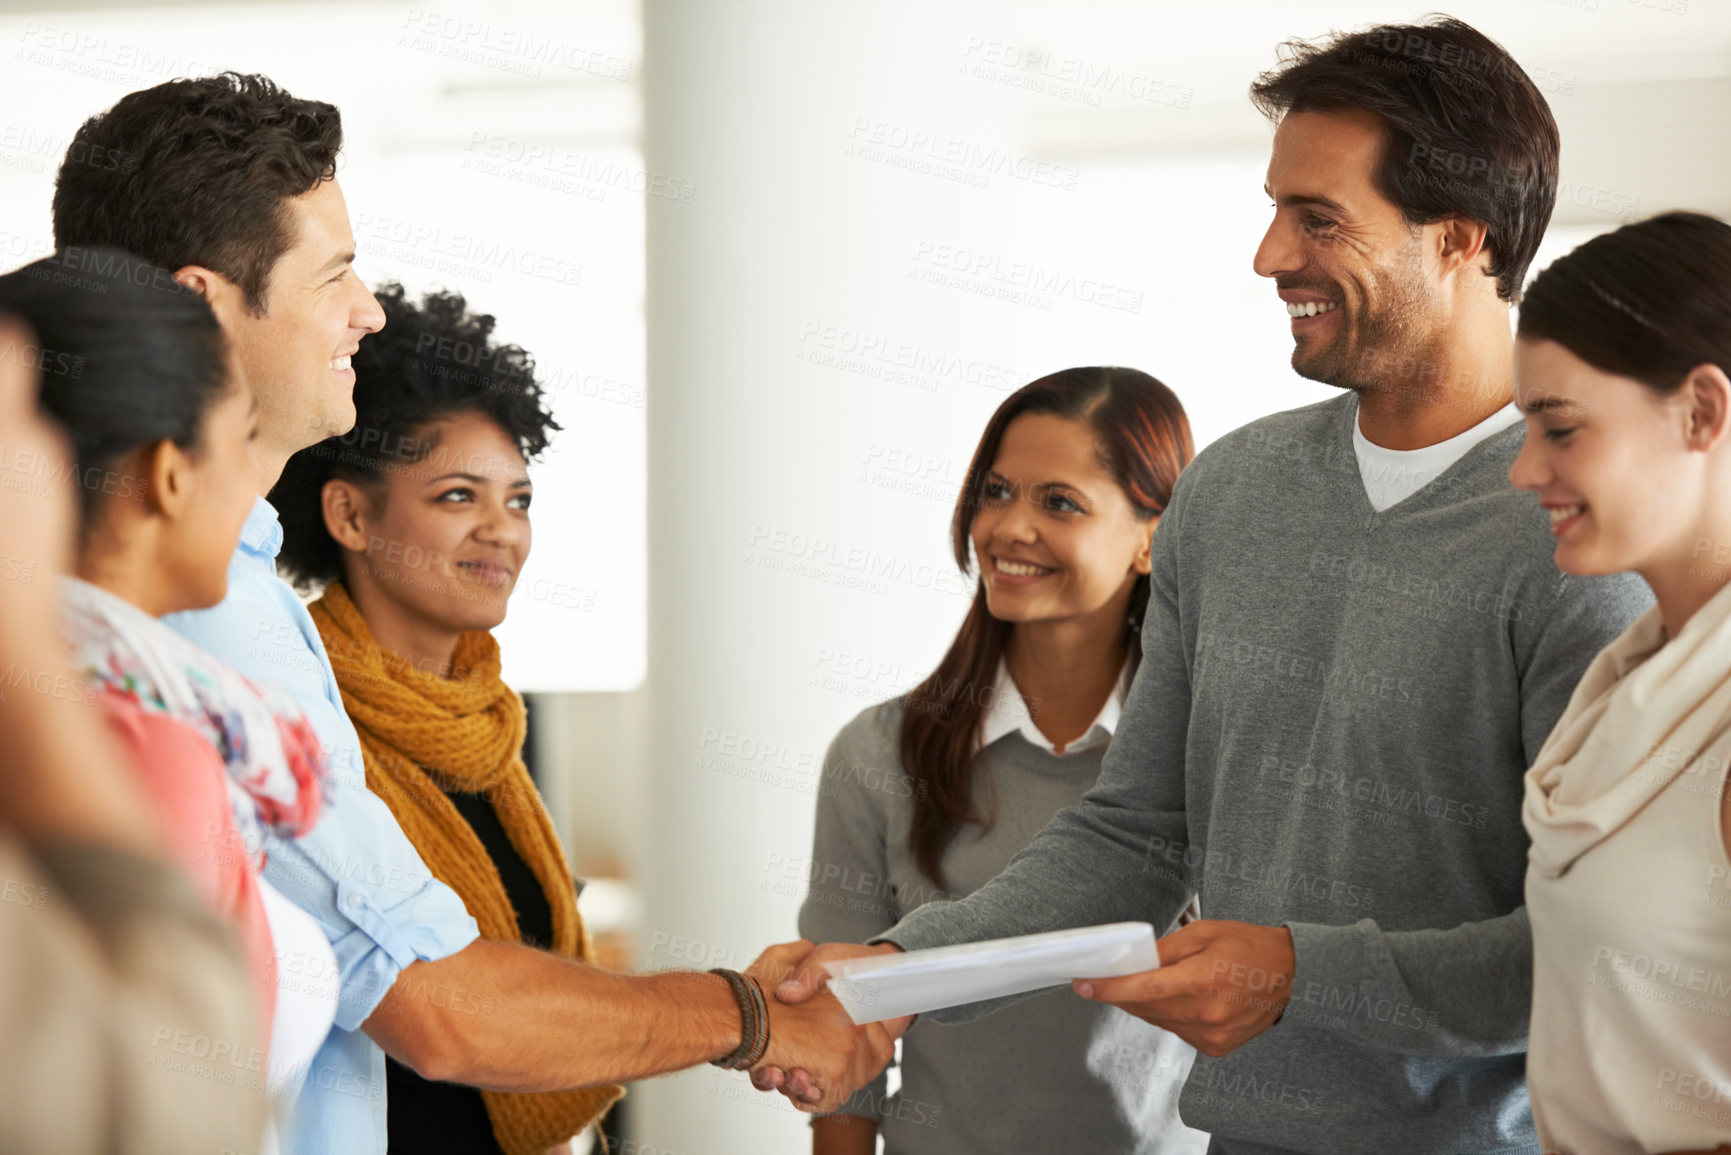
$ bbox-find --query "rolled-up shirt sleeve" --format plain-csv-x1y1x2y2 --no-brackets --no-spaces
262,785,479,1030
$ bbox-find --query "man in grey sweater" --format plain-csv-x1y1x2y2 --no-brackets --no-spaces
762,17,1654,1154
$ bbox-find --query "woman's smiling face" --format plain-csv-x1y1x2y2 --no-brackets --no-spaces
1509,336,1707,577
969,412,1154,627
344,411,534,635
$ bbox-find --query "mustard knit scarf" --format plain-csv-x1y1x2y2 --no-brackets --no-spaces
309,582,623,1154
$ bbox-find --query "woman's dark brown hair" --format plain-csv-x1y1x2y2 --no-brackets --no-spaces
1517,211,1731,394
899,367,1192,887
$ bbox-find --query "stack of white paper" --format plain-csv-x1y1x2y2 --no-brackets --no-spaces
821,922,1160,1025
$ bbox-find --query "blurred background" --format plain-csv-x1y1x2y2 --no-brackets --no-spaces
0,0,1724,1149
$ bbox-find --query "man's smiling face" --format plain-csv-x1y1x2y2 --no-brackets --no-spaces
1253,107,1443,393
213,176,385,475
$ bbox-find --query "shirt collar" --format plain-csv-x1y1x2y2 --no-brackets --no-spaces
979,656,1130,757
238,494,284,561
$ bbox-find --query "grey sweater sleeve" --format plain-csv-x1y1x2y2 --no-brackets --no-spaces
879,473,1199,1023
1283,568,1652,1055
798,710,900,1120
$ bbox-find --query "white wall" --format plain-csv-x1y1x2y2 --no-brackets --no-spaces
0,0,647,692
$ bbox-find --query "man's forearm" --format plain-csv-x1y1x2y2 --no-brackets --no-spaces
364,938,743,1090
1284,908,1532,1056
881,799,1190,1024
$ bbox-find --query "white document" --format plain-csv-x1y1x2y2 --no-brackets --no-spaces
822,922,1160,1025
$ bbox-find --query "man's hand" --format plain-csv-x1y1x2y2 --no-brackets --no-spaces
751,986,895,1114
744,938,821,992
1072,919,1294,1057
769,940,903,1004
747,940,909,1106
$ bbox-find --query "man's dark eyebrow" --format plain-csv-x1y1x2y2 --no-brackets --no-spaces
315,249,356,276
1263,184,1349,215
423,471,532,487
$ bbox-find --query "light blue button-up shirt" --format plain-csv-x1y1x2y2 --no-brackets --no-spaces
165,496,479,1155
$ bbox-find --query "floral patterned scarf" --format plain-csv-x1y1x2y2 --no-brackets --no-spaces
60,576,325,863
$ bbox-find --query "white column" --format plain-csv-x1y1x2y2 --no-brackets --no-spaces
640,0,1017,1148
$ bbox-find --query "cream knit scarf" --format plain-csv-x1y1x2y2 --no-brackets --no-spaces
1524,577,1731,878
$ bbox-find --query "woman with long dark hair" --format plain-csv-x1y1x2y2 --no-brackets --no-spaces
1511,212,1731,1155
798,367,1208,1154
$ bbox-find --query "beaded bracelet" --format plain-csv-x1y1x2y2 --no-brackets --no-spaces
708,968,772,1069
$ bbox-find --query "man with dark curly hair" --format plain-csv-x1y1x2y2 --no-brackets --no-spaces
52,74,891,1155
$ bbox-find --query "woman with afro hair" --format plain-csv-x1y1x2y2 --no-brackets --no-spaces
271,283,623,1155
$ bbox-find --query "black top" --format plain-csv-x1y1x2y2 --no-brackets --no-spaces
386,788,558,1155
445,789,555,948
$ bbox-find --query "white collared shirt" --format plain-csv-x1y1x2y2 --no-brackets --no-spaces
979,657,1131,757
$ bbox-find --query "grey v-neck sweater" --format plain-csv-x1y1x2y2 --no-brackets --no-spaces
881,393,1654,1155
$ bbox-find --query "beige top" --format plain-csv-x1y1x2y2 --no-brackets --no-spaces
0,836,267,1154
1524,580,1731,1155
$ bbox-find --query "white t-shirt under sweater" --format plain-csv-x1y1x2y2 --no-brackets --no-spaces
1352,400,1522,512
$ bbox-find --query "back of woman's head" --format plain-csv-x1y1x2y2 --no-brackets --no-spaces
1518,211,1731,393
271,281,559,591
903,365,1193,886
0,248,228,527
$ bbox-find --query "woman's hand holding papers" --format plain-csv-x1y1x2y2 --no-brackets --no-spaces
1072,919,1295,1057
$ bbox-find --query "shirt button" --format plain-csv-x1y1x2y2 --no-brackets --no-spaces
345,893,366,911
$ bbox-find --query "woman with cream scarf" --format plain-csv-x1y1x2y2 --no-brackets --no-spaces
272,283,620,1155
1511,212,1731,1155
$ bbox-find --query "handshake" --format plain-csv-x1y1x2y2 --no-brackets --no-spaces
733,939,909,1114
726,917,1304,1114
